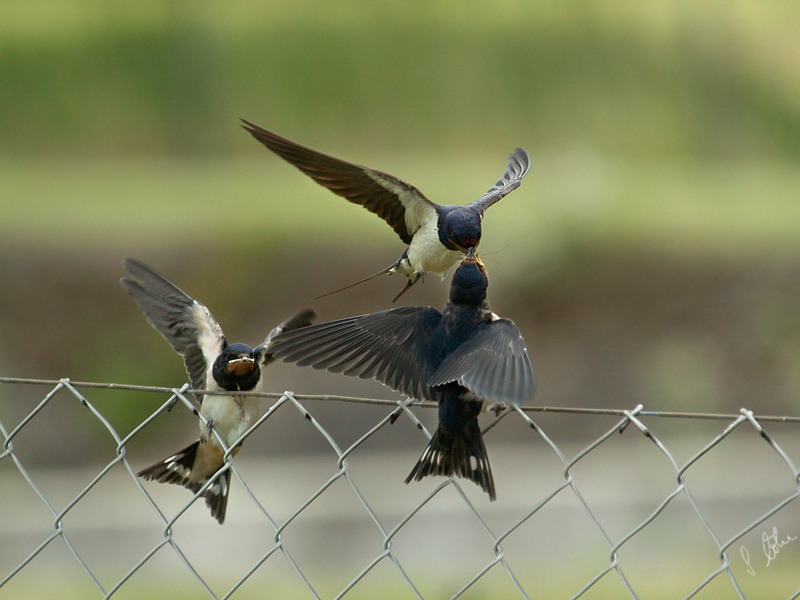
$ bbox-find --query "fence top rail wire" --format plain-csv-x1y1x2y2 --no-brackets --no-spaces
1,376,799,423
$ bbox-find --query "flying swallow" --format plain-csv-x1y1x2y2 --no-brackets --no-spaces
242,120,531,301
269,250,534,499
121,257,315,523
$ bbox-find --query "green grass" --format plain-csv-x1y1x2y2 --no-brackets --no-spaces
3,154,800,260
1,0,799,158
2,0,799,257
3,561,799,599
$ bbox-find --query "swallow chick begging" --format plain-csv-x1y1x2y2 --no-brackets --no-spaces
242,120,531,301
121,257,315,523
268,250,535,499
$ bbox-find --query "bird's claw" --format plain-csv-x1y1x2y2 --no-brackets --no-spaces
488,402,508,417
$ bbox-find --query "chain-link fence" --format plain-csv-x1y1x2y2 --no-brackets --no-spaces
1,376,799,599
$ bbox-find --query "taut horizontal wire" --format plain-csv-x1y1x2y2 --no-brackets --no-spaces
1,376,799,423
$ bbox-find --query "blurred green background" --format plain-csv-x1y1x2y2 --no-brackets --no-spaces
2,2,800,598
2,0,800,448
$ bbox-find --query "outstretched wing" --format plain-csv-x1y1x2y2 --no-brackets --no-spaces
269,306,442,401
429,318,535,405
255,308,317,368
121,257,226,398
242,120,439,244
469,148,531,214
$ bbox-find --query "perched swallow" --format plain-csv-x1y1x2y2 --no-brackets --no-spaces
242,120,531,301
269,250,535,499
121,257,315,523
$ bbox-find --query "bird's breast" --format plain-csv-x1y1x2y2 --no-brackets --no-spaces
407,223,461,275
200,393,262,448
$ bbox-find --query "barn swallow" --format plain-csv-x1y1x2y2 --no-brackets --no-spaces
269,250,535,499
241,120,531,301
121,257,315,523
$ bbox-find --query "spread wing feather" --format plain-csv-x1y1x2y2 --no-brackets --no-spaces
469,147,531,214
255,308,316,368
242,120,439,244
121,257,226,399
270,306,442,401
429,318,535,405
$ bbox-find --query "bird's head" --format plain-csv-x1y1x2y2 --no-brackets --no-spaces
449,249,489,305
439,207,482,253
212,342,261,391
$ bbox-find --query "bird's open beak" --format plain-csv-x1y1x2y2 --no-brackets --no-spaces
465,247,484,267
227,356,255,375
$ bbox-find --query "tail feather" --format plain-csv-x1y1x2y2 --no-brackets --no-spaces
405,422,496,501
137,440,232,524
312,263,396,300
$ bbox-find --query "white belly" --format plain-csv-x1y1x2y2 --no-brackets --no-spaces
406,223,461,275
199,389,262,449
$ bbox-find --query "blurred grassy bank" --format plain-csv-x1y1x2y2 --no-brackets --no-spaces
3,154,800,255
5,564,799,600
1,0,799,158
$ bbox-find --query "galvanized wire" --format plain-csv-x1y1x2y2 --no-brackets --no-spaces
1,377,799,599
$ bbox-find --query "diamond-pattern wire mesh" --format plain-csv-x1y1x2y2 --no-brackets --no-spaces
1,376,799,599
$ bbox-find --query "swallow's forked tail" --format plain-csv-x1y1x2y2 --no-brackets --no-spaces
313,263,398,301
313,256,421,303
137,440,231,524
405,417,496,501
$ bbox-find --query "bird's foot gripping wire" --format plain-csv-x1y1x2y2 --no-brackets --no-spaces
487,402,508,417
